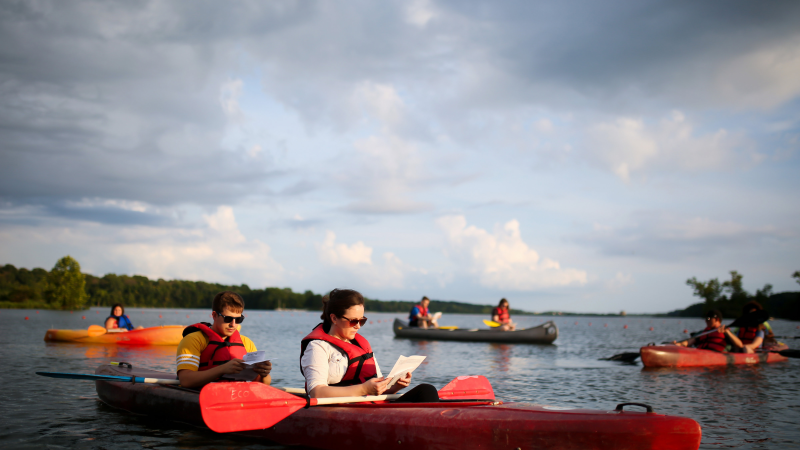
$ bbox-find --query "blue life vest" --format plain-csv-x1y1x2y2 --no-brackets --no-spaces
107,314,134,331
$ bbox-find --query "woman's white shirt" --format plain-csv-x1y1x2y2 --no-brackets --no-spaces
301,340,382,393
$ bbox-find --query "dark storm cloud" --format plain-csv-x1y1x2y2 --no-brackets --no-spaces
1,0,797,214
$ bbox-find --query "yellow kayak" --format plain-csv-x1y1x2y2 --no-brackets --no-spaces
44,325,185,345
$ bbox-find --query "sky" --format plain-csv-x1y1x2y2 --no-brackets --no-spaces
1,0,799,313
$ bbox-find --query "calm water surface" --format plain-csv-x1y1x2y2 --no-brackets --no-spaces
1,308,798,449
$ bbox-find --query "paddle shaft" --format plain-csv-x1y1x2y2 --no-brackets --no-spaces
36,372,180,384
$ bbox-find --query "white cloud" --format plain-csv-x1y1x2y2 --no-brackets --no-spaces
436,215,588,290
405,0,436,27
220,78,244,121
315,231,409,288
606,272,633,290
585,111,753,182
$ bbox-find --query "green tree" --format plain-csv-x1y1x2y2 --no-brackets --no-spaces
46,256,88,310
793,271,800,285
685,276,723,305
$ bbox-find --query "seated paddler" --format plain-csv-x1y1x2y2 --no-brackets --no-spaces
491,298,516,331
301,288,413,398
176,291,272,388
672,309,736,352
727,301,772,354
408,296,437,328
104,303,142,332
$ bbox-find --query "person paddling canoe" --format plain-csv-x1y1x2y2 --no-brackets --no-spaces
492,298,516,331
409,296,438,328
726,301,773,353
301,289,413,398
176,291,272,389
104,304,142,331
672,309,736,352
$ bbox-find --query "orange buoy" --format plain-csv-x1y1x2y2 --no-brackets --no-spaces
369,321,373,324
82,316,86,319
186,315,190,318
159,315,163,318
574,321,578,325
683,329,688,333
623,325,628,329
588,322,592,326
25,316,29,320
649,327,654,331
604,324,608,327
36,311,39,314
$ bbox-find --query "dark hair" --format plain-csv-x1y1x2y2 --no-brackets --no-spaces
322,289,364,330
498,298,509,308
110,303,124,317
742,300,763,313
706,309,723,320
212,291,245,314
421,296,430,303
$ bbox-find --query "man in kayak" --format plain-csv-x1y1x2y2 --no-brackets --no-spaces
176,291,272,388
726,301,773,353
301,288,417,399
492,298,516,331
104,304,142,331
409,296,438,328
672,309,736,352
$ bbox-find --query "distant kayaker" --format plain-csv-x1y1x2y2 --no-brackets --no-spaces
409,296,438,328
492,298,516,331
104,304,140,331
672,309,736,352
727,301,773,354
301,288,414,398
175,291,272,389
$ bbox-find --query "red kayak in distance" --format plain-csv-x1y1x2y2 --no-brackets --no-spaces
93,364,702,450
640,345,789,368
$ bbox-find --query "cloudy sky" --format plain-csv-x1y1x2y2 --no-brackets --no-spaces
1,1,798,313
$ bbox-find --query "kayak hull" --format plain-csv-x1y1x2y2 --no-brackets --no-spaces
640,345,789,368
392,318,558,344
94,364,700,450
44,325,185,345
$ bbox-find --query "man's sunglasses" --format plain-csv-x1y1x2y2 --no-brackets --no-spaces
217,313,245,324
705,315,720,320
340,316,368,327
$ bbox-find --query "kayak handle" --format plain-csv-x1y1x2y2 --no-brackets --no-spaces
615,403,654,413
110,361,133,368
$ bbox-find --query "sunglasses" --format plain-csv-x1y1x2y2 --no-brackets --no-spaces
216,313,245,324
705,316,719,320
340,316,368,327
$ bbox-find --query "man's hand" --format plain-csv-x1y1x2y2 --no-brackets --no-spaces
252,361,272,379
217,358,245,375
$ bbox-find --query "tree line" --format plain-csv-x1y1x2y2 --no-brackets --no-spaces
671,270,800,320
0,256,525,315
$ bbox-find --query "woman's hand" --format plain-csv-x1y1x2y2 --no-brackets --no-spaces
386,372,412,394
362,377,391,396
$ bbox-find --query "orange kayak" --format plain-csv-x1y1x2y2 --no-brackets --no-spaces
44,325,185,345
640,345,789,368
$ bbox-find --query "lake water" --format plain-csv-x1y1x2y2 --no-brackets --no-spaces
1,307,798,449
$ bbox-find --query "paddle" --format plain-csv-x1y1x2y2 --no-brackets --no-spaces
483,320,501,327
438,326,459,330
773,336,800,339
200,382,405,433
438,375,495,400
36,371,181,385
88,325,107,337
601,310,773,362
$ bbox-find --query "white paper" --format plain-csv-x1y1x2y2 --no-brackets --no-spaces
432,312,442,321
243,350,268,365
385,355,426,388
221,351,272,381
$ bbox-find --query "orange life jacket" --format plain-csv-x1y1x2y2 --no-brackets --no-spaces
737,326,760,346
300,323,377,387
695,326,726,352
492,307,510,324
182,322,247,370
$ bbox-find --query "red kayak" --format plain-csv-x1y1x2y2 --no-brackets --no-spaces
640,345,789,368
94,364,701,450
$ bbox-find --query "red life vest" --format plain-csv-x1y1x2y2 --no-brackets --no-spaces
182,322,247,371
492,307,510,324
694,326,726,352
300,323,377,387
737,326,760,346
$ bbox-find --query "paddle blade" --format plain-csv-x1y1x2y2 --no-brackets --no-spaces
728,310,770,329
36,372,129,382
200,382,307,433
438,375,495,400
600,352,640,362
87,325,107,337
777,349,800,358
483,320,501,328
438,326,459,330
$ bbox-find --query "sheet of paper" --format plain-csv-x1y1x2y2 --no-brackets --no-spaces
243,350,268,365
386,355,426,388
432,312,442,321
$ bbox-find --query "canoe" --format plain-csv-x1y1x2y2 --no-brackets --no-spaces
392,318,558,344
44,325,185,345
93,364,701,450
640,345,789,368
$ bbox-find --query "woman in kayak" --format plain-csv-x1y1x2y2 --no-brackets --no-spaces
301,288,414,399
104,304,140,331
673,309,736,352
726,301,773,353
492,298,516,331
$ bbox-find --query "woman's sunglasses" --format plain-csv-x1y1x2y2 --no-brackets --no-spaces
340,316,367,327
217,313,245,324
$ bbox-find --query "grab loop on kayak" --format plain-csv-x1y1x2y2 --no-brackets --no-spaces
646,342,656,347
615,403,654,413
110,361,133,368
